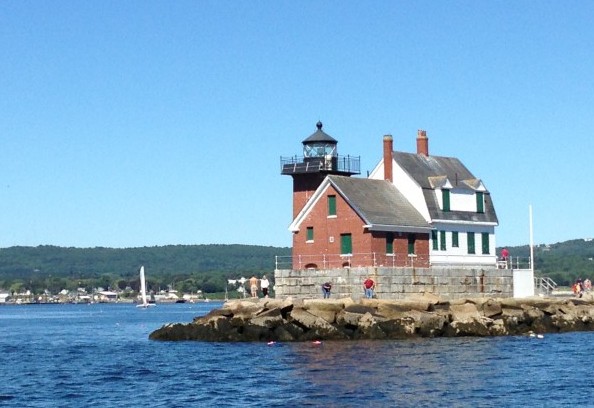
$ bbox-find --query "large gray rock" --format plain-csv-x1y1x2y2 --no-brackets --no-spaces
336,310,364,327
357,312,387,340
289,308,348,340
450,302,481,322
480,299,503,318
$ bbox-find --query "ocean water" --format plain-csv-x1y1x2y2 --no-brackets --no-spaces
0,302,592,407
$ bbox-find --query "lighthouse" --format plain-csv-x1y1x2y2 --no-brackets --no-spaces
280,122,360,218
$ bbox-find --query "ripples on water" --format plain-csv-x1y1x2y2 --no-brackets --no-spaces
1,303,592,407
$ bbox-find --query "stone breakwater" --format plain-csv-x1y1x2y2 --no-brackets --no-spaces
149,294,594,342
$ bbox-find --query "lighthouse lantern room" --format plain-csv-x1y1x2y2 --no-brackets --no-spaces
280,122,360,218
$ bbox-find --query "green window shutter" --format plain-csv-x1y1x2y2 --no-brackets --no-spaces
306,227,314,241
482,232,490,254
408,234,415,254
328,195,336,216
467,232,475,254
440,231,446,251
452,231,459,247
431,230,438,250
386,233,394,254
340,233,352,254
442,189,450,212
476,192,484,213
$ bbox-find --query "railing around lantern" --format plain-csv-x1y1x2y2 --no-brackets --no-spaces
280,155,361,175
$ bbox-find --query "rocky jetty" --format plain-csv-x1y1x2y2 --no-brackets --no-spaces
149,294,594,342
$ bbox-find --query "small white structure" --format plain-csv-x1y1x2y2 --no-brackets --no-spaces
513,205,536,298
513,269,535,297
98,291,118,302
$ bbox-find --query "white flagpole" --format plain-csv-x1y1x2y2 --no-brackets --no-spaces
529,204,534,273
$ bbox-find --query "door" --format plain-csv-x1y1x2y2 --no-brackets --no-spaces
340,233,352,255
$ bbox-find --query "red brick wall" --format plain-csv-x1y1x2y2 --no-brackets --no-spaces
403,234,429,267
292,185,369,268
370,232,430,267
292,184,430,268
292,174,326,219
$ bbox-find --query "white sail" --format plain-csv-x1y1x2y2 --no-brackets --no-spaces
136,265,155,308
140,266,147,305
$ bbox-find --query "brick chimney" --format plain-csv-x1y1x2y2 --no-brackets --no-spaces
416,129,429,156
383,135,393,182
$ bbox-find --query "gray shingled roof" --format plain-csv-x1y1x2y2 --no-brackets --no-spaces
393,152,498,224
393,152,474,189
327,175,431,231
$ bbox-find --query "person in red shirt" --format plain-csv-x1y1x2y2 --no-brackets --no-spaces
501,248,510,268
363,277,375,299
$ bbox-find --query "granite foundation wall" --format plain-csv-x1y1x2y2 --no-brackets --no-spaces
274,266,513,300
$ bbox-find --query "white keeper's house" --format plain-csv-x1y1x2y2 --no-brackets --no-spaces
368,130,499,268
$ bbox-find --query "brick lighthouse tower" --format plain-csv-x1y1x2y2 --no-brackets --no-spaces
280,121,360,219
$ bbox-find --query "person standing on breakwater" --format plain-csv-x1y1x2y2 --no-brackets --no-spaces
500,248,510,268
322,282,332,299
363,276,375,299
363,277,375,299
249,276,259,298
574,278,584,298
260,275,270,298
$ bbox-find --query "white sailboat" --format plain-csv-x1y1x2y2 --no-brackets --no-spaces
136,266,155,308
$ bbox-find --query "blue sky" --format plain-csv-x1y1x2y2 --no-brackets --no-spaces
1,2,593,249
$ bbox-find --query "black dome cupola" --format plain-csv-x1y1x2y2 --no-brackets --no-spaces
280,121,360,176
302,121,338,158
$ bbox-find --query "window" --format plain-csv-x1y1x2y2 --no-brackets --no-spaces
408,234,416,254
482,233,490,254
452,231,459,248
467,232,475,254
340,233,352,254
442,189,450,212
440,231,446,251
306,227,314,242
476,192,484,214
431,230,438,250
386,233,394,254
328,195,336,216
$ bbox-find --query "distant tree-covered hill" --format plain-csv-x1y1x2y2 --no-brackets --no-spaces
0,244,290,295
2,239,594,294
499,239,594,285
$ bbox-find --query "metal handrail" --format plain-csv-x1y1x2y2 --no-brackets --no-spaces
275,253,532,270
276,253,431,270
535,276,557,294
506,256,533,270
